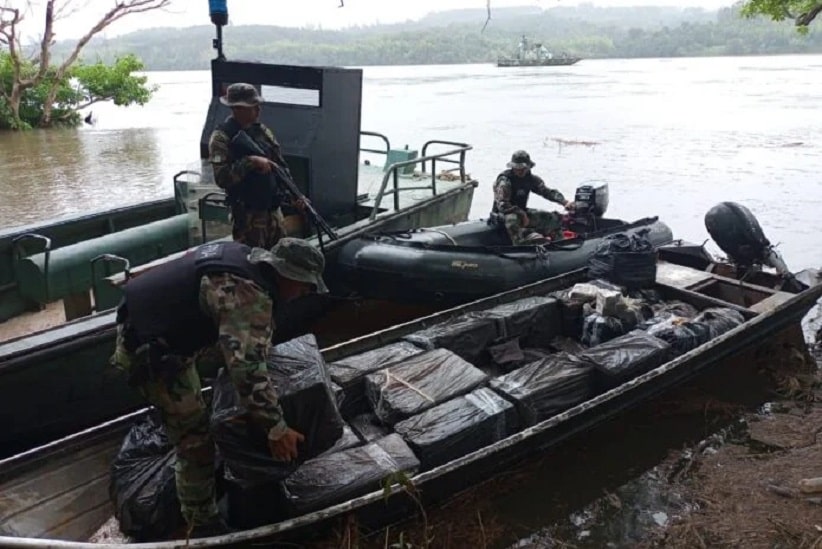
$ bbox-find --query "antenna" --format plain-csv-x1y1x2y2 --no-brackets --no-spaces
209,0,228,61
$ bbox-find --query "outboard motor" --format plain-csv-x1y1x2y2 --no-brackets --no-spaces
568,182,609,231
704,201,804,291
574,182,609,217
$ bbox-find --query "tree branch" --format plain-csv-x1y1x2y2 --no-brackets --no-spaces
53,0,170,83
0,6,24,82
482,0,491,32
797,3,822,26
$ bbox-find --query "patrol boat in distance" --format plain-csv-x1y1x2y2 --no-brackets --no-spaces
497,35,581,67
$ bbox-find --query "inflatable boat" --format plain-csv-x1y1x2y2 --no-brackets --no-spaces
335,183,675,305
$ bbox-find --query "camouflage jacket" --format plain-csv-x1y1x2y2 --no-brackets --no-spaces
199,272,288,439
208,119,289,196
493,170,566,216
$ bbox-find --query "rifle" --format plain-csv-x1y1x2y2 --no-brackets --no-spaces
230,130,339,243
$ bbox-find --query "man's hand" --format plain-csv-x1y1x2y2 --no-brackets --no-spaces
249,155,276,174
294,197,311,212
268,427,305,461
564,200,576,211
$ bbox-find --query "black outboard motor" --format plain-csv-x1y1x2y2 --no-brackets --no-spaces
704,201,804,291
570,182,609,231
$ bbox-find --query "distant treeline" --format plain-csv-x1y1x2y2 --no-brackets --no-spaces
53,4,822,70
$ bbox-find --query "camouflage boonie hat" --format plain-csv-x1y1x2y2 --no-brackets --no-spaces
248,238,329,294
220,83,262,108
507,149,535,169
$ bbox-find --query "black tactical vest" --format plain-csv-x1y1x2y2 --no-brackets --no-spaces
492,169,538,213
217,117,283,211
123,242,272,356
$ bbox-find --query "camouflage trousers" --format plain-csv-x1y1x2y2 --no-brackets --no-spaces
110,328,223,527
503,208,564,245
230,205,286,250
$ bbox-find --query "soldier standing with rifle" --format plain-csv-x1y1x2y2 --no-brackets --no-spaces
208,83,308,249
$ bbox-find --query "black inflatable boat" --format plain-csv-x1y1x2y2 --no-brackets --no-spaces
335,183,675,305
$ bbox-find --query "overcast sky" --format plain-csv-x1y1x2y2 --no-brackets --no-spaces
17,0,738,41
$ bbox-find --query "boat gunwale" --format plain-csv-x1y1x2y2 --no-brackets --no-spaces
1,265,819,548
353,215,665,255
0,181,478,369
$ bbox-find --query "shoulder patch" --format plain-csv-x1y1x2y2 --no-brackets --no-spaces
195,242,224,262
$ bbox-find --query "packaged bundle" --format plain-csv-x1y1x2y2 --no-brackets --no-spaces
282,434,420,515
349,413,391,443
394,387,519,470
478,296,561,346
489,352,594,426
580,330,671,388
211,334,343,482
364,348,489,425
692,307,745,338
328,341,424,416
401,314,499,363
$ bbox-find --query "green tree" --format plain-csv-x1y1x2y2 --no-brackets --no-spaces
0,52,156,129
0,0,170,130
740,0,822,31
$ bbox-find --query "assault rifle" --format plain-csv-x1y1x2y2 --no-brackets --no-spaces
230,130,339,242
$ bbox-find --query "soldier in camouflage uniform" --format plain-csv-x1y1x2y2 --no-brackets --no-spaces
208,83,302,249
492,150,575,244
110,238,328,538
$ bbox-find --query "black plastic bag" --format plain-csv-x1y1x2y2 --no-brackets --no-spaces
477,296,561,346
364,348,489,425
581,330,671,388
581,312,629,347
401,314,499,364
489,352,594,426
646,317,711,356
328,341,424,416
110,412,182,541
211,334,344,483
692,307,745,338
282,434,420,516
588,231,657,290
394,387,519,470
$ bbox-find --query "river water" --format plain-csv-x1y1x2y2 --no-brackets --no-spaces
1,54,821,272
1,54,821,546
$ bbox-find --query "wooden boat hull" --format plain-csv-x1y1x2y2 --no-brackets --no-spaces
0,258,819,548
497,58,581,67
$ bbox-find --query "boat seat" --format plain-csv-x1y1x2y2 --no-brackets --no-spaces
13,214,191,306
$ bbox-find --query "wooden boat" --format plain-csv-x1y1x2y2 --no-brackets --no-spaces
496,35,581,67
0,248,819,547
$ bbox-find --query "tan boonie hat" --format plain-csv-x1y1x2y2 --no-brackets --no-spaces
248,237,329,294
220,83,263,108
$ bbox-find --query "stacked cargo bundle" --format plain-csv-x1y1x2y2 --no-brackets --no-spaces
282,434,420,516
489,352,594,426
327,341,424,416
401,313,500,364
478,296,562,347
580,329,671,389
364,348,490,425
394,387,519,470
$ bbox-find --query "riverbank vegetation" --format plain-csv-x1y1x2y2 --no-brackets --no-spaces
54,4,822,71
0,0,167,130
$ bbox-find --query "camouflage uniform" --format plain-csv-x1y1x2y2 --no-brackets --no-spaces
208,83,294,249
110,239,328,528
493,150,568,245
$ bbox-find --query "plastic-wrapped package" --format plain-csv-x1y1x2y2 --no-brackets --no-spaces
478,296,561,346
319,423,362,457
222,473,286,530
487,337,525,370
109,413,182,541
364,348,489,425
394,387,519,470
587,232,657,290
489,352,594,426
546,336,587,356
282,434,420,516
328,341,424,416
581,313,630,347
401,314,499,363
646,317,711,356
349,413,392,443
692,307,745,338
580,330,671,388
211,334,344,482
556,297,587,339
330,381,345,409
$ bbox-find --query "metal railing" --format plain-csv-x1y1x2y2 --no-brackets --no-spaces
360,131,392,156
369,140,472,221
